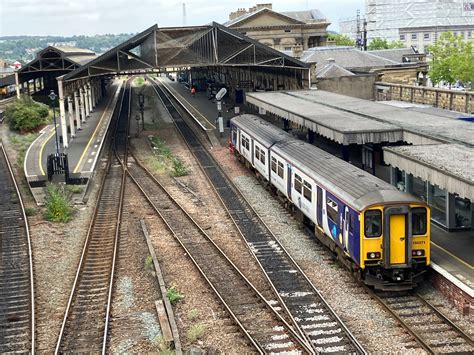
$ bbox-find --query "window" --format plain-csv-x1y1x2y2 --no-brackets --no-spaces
260,150,265,164
411,33,417,40
255,145,265,164
303,181,312,202
400,34,406,41
277,161,284,178
364,210,382,238
412,207,427,235
468,31,472,38
255,145,260,160
284,29,291,33
271,156,277,173
326,197,338,222
294,173,303,194
424,33,430,40
241,136,249,150
284,47,292,51
349,214,354,234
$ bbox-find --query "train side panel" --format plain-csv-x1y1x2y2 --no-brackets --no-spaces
269,150,289,198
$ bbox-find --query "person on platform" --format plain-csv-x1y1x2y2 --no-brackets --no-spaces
191,86,196,97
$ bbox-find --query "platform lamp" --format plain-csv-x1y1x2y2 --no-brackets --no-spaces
48,90,60,156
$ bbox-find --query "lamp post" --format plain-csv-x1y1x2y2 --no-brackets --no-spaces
48,90,60,156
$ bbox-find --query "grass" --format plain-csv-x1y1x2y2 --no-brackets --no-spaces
24,207,37,216
135,77,145,86
67,185,83,194
188,309,200,321
166,285,184,304
144,255,154,271
44,184,72,223
147,136,189,177
154,336,174,354
9,133,39,167
187,324,205,342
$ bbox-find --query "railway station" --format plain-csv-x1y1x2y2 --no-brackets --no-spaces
1,15,473,355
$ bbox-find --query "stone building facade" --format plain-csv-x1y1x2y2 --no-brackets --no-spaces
225,3,330,51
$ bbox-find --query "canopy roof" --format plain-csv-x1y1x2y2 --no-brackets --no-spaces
63,22,308,82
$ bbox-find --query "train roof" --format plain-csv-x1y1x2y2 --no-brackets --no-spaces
272,139,421,211
231,114,292,148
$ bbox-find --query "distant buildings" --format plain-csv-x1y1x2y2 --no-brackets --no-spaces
225,3,330,52
340,0,474,52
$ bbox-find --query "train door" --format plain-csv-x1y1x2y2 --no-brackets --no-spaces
384,206,410,266
316,186,322,227
343,207,349,252
287,164,292,199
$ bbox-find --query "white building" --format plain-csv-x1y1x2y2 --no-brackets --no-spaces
366,0,474,52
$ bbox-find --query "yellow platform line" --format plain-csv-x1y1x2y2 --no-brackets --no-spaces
431,241,474,270
160,79,216,129
38,126,59,176
73,97,114,174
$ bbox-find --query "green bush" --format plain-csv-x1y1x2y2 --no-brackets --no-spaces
9,133,39,167
187,324,205,342
44,184,72,223
171,157,188,177
188,309,200,321
6,95,50,132
166,285,184,304
24,207,37,216
144,255,154,270
67,185,83,194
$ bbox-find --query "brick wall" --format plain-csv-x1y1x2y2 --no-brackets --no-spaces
375,82,473,114
430,271,473,316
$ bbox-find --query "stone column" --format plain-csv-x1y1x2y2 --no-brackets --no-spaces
83,85,90,117
57,78,68,148
447,192,456,229
67,96,75,137
80,87,87,123
74,90,82,129
15,71,21,98
87,84,93,113
404,172,413,193
33,79,37,93
91,83,96,108
390,166,398,187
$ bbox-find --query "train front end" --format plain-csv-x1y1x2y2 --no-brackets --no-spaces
360,202,430,291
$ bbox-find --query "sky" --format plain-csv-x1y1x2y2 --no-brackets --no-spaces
0,0,364,37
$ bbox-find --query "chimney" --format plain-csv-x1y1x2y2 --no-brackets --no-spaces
256,3,272,11
326,58,335,64
229,8,248,20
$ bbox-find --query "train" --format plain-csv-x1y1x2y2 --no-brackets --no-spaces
229,114,430,291
0,85,16,99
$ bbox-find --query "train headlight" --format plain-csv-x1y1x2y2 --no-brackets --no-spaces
412,249,425,257
367,252,381,259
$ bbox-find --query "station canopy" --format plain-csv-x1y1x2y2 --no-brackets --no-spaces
63,22,309,82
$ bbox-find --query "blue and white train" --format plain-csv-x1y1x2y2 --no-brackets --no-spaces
230,114,430,291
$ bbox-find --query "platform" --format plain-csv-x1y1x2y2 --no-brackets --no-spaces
24,81,121,185
156,77,236,148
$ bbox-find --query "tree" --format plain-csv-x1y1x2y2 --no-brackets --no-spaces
427,32,473,87
367,38,405,50
5,95,50,132
327,34,355,46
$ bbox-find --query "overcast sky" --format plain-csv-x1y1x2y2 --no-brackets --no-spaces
0,0,364,37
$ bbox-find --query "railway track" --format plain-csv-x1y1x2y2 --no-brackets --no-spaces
55,83,129,353
0,143,35,354
127,152,311,353
370,290,474,354
151,77,366,354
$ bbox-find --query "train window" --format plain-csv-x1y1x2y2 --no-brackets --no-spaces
412,207,427,235
294,174,303,194
349,213,354,234
241,136,249,150
326,197,338,222
277,161,284,178
255,145,260,160
271,157,277,173
303,180,312,202
260,150,265,164
364,210,382,238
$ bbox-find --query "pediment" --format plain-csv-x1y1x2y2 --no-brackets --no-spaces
232,9,304,27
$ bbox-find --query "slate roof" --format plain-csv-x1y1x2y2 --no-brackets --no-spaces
280,9,328,23
367,48,415,63
300,46,400,69
316,61,355,78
